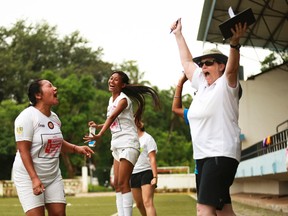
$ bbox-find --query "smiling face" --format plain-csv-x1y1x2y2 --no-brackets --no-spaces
36,80,59,106
108,73,126,94
200,57,225,86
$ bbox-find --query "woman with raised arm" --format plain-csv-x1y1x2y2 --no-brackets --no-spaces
171,18,247,216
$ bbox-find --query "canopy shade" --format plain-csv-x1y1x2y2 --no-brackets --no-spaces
197,0,288,52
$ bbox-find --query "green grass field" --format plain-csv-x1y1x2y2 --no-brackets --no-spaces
0,193,197,216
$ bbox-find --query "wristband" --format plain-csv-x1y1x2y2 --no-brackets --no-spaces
230,43,241,51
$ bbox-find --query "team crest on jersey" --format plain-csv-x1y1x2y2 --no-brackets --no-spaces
16,127,23,135
48,121,54,129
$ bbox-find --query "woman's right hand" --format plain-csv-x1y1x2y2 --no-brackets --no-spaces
178,72,188,85
170,18,182,34
32,177,45,196
88,121,97,128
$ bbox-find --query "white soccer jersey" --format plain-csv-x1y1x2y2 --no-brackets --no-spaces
188,68,241,162
132,132,158,174
13,106,63,186
108,92,140,150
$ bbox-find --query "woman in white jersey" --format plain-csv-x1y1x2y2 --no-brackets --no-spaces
171,19,247,215
13,79,94,216
84,71,160,216
130,121,158,216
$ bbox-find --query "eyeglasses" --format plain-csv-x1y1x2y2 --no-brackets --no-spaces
198,59,216,67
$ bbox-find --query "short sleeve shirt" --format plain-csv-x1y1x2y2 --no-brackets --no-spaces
13,106,63,185
188,68,241,161
132,132,158,174
108,92,140,150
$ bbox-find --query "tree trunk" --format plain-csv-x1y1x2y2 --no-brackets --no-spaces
61,153,74,178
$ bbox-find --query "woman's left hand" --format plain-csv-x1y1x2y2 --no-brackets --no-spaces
75,145,94,158
83,133,101,144
230,22,247,44
151,177,157,186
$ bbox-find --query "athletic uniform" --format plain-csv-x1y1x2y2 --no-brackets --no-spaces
108,92,140,216
188,68,241,210
13,106,66,213
108,92,140,165
131,132,157,188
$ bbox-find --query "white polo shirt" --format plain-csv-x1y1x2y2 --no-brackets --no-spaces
13,106,63,186
188,68,241,162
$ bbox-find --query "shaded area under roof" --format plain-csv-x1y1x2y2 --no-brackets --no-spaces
197,0,288,52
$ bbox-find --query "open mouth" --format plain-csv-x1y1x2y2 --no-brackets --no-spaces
204,71,210,77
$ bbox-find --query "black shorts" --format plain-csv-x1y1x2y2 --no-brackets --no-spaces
130,170,154,188
196,157,239,210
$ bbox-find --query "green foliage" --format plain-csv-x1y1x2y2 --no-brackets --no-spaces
0,20,112,103
88,184,114,192
260,51,288,72
0,100,26,155
116,60,150,85
0,20,194,180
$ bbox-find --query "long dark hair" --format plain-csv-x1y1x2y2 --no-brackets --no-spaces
27,79,43,106
111,71,160,125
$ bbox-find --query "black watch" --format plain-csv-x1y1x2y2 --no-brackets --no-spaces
230,43,241,51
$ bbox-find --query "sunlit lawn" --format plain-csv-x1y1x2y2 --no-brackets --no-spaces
0,193,197,216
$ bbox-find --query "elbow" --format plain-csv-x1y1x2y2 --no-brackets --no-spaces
107,115,116,122
172,107,181,114
172,107,179,113
172,107,176,113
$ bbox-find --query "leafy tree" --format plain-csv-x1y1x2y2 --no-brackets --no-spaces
260,51,288,72
0,100,27,179
116,60,150,85
0,20,195,182
0,20,112,103
0,100,26,155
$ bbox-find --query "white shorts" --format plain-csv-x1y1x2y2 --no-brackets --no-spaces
112,147,140,166
15,174,66,213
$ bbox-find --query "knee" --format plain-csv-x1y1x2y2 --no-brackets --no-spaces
143,199,153,209
135,201,145,210
197,203,216,216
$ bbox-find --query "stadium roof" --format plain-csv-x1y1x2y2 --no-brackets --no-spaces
197,0,288,52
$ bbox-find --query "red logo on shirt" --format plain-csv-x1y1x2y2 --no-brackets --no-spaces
48,121,54,129
45,138,62,157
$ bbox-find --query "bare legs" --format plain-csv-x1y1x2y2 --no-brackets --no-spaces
132,184,156,216
114,159,134,216
197,203,236,216
25,203,66,216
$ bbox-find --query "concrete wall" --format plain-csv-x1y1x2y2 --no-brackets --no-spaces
239,67,288,150
232,149,288,195
236,149,287,177
236,65,288,196
1,174,196,197
156,174,196,192
0,179,83,197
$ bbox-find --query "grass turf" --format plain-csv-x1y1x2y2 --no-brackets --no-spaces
0,193,196,216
